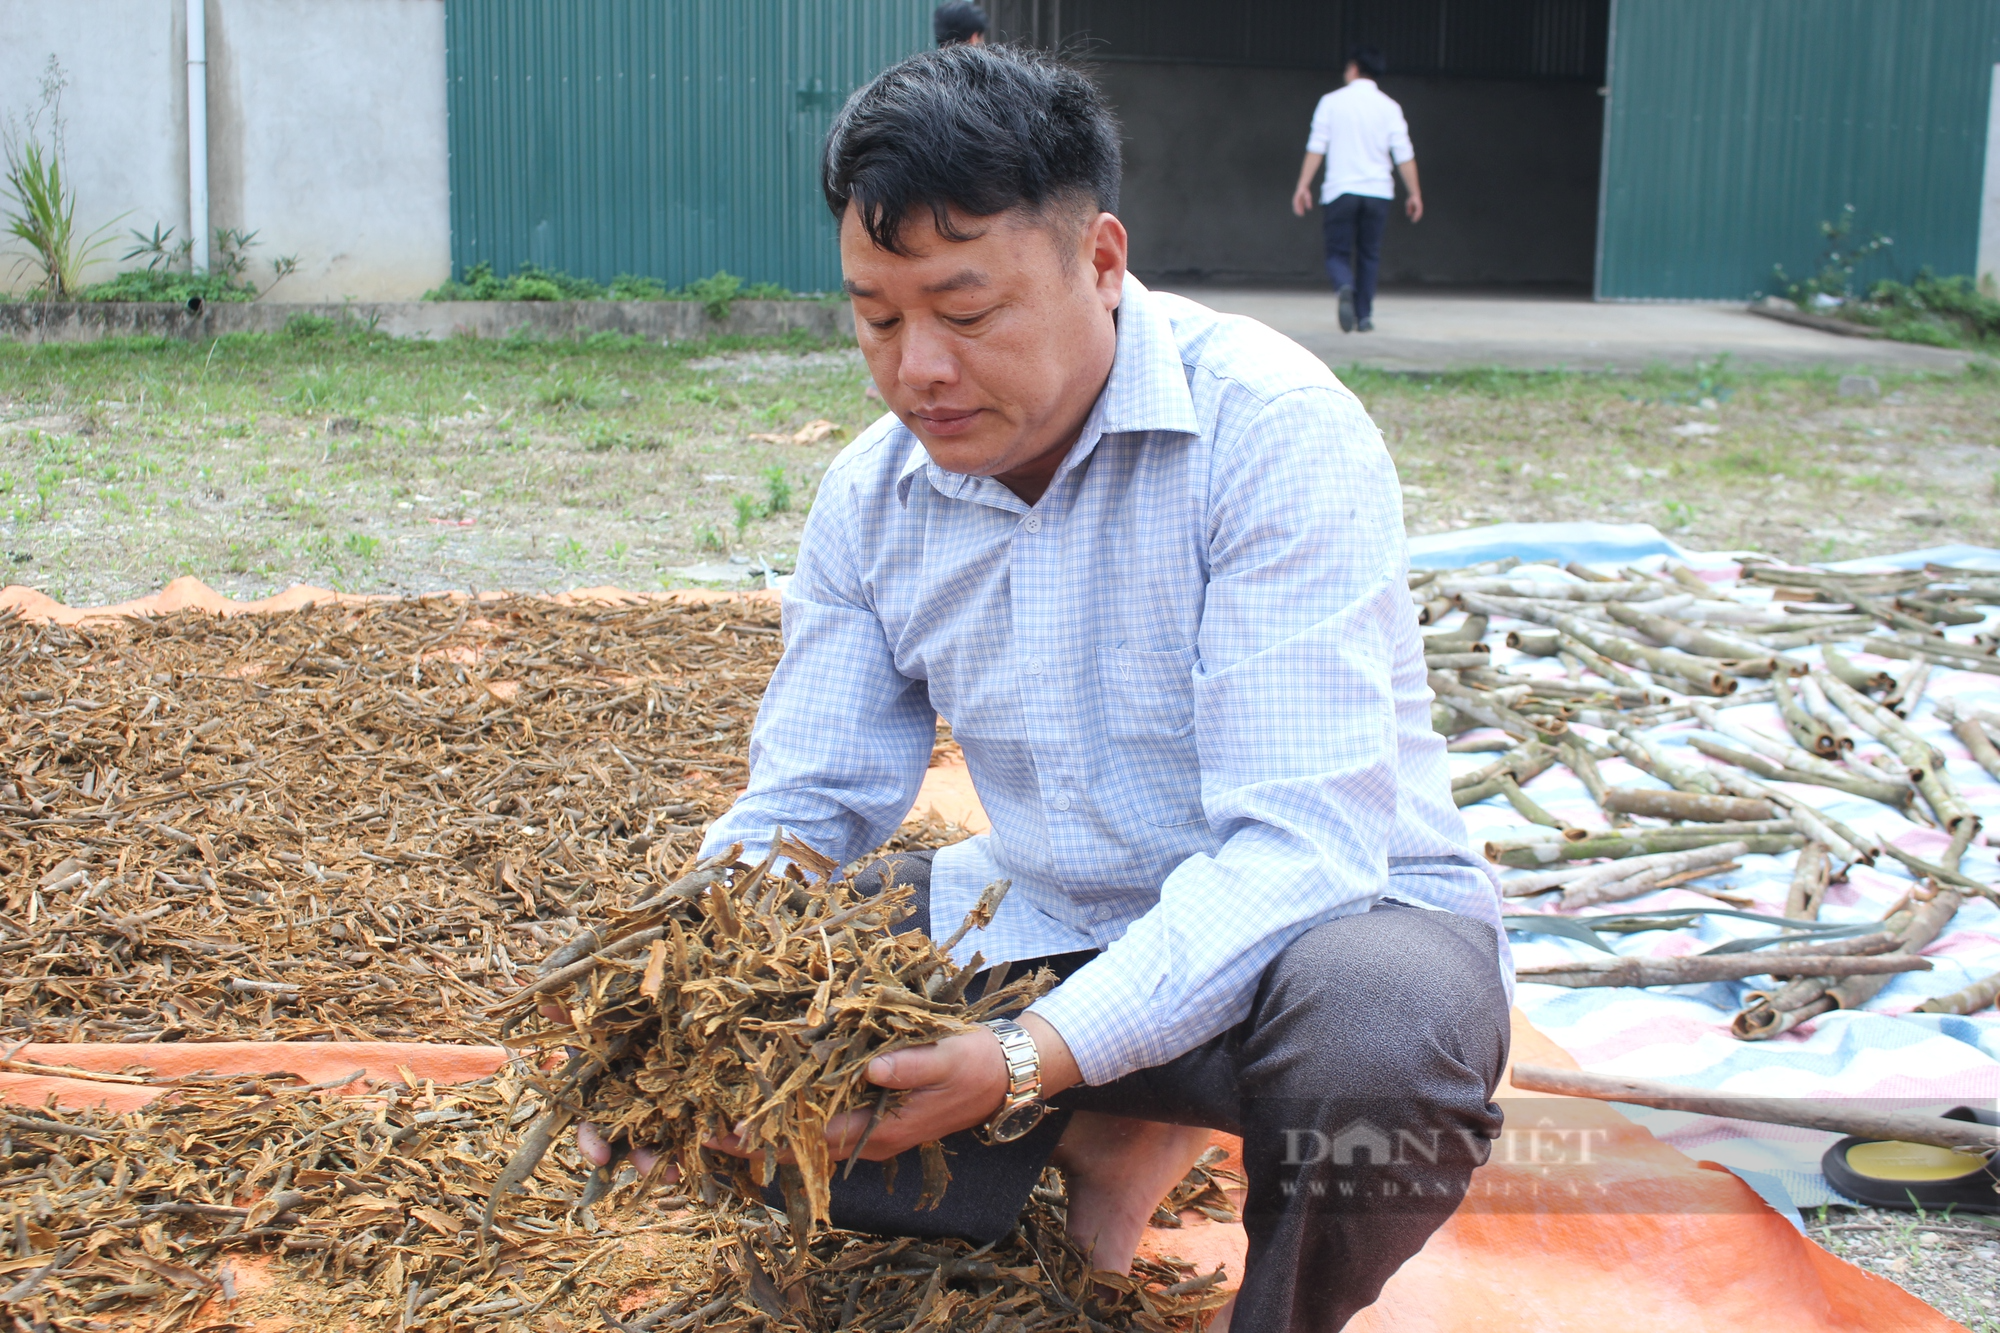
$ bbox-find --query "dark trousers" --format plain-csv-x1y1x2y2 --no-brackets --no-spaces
1321,193,1391,321
826,850,1511,1333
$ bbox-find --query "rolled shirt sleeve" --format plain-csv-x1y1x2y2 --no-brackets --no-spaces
1388,108,1415,166
1029,386,1418,1086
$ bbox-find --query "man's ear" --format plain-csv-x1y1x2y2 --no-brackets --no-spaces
1085,212,1128,312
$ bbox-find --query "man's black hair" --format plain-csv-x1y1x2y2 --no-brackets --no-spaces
1347,44,1387,79
933,1,988,46
823,44,1121,256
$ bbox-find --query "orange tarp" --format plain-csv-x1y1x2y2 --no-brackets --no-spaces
3,1023,1959,1330
0,576,775,626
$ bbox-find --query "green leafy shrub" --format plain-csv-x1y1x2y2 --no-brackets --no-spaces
82,269,256,304
425,262,794,313
283,311,336,340
1855,271,2000,349
609,273,670,299
512,276,564,302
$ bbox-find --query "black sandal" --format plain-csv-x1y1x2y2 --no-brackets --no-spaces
1821,1106,2000,1214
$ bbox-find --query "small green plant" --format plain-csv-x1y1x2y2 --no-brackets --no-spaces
536,374,600,412
284,311,336,340
1662,499,1695,529
343,531,381,563
607,539,629,564
555,536,588,569
3,59,122,298
1771,205,1893,306
687,270,743,320
694,525,726,553
122,223,192,273
732,493,762,542
762,465,793,514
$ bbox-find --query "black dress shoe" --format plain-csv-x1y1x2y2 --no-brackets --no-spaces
1820,1106,2000,1213
1337,286,1356,332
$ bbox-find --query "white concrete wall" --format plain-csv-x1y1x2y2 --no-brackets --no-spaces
0,0,186,292
0,0,449,301
1980,64,2000,294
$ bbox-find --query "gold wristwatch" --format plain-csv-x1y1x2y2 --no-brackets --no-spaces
978,1017,1048,1145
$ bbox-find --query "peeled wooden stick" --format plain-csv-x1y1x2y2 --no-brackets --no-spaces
1819,672,1976,833
1774,672,1837,757
1501,845,1751,899
1429,672,1565,742
1785,842,1831,921
1916,970,2000,1015
1496,773,1569,830
1606,729,1722,795
1488,823,1800,868
1935,700,2000,785
1560,841,1748,910
1604,602,1782,673
1509,1065,2000,1155
1517,953,1930,989
1821,643,1896,694
1685,699,1900,796
1684,735,1911,808
1794,674,1860,752
1599,787,1774,823
1706,769,1869,865
1734,887,1965,1041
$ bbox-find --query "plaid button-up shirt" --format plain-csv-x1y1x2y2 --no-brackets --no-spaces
703,275,1506,1086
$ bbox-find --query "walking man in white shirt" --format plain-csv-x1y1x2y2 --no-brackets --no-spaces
1290,46,1422,333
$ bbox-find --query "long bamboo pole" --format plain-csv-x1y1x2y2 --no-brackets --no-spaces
1518,953,1929,989
1509,1065,2000,1155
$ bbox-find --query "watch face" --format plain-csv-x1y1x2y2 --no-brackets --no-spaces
986,1100,1048,1145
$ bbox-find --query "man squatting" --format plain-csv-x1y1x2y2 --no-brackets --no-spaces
583,45,1513,1332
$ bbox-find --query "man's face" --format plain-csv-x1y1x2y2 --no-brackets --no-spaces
840,203,1126,485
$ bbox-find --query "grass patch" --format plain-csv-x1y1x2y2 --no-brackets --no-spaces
0,342,1996,604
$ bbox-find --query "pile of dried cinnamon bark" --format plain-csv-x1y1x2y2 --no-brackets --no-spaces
1417,557,2000,1035
0,596,1229,1332
0,596,783,1047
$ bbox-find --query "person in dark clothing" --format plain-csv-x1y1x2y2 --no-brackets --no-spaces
1290,45,1423,333
933,1,988,46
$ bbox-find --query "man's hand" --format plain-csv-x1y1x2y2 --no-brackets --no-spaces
712,1028,1009,1162
1291,151,1325,218
1404,193,1424,223
709,1013,1084,1163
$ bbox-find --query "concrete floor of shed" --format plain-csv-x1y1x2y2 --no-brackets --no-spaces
1161,287,1978,374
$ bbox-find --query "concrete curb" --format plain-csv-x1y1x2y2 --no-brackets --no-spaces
0,299,856,345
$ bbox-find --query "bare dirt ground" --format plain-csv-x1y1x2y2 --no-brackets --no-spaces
0,333,1996,607
1805,1205,2000,1331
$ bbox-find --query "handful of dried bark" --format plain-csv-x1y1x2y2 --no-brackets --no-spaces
496,834,1055,1229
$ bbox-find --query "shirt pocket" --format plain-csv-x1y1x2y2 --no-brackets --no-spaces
1097,645,1204,826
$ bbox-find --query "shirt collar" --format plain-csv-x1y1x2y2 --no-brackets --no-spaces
895,273,1200,506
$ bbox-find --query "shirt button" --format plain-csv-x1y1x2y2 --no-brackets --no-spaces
1023,514,1042,534
1053,793,1072,812
1026,657,1044,677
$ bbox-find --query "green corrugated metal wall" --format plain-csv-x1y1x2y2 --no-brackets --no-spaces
444,1,931,294
1597,0,2000,300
